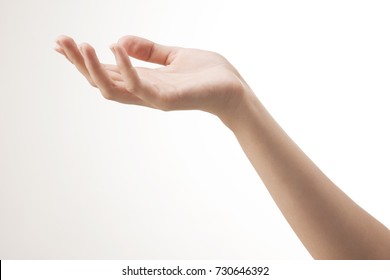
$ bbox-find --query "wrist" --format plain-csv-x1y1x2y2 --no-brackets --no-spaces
218,84,263,133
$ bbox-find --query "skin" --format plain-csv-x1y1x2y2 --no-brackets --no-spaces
55,35,390,259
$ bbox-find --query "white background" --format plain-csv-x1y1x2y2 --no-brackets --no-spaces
0,0,389,259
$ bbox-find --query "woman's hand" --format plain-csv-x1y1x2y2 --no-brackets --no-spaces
55,35,390,259
54,35,248,125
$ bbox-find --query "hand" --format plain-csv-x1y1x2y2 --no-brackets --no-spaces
54,35,249,124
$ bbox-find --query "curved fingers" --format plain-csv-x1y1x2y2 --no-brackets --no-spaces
78,44,147,106
110,45,141,92
112,44,177,110
56,35,96,86
54,45,71,63
79,43,117,100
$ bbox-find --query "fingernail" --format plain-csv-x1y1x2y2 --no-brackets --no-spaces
78,44,84,55
54,46,62,54
54,42,61,50
109,44,116,54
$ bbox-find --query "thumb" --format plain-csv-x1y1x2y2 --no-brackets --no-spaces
117,35,178,66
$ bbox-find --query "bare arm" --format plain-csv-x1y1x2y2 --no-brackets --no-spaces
55,35,390,259
223,89,390,259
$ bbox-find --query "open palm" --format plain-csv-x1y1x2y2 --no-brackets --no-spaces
55,35,246,121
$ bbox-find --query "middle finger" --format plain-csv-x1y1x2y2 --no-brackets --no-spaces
56,35,96,86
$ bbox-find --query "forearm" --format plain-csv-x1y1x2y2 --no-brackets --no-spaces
224,89,390,259
56,34,389,259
